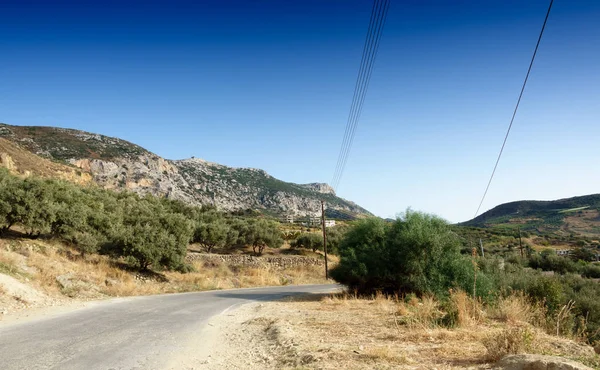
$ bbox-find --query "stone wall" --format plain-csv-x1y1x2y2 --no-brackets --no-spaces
186,253,325,270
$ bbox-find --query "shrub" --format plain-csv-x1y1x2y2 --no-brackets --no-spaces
528,252,581,274
581,264,600,278
238,218,283,256
291,233,323,252
331,210,488,297
192,211,230,253
329,217,389,293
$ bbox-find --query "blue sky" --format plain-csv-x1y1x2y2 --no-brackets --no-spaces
1,0,599,222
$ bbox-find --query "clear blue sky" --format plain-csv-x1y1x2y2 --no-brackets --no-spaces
1,0,599,222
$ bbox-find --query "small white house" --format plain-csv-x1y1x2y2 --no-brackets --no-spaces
325,220,336,228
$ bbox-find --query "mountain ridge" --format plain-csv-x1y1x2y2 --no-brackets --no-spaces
0,123,370,218
462,194,600,237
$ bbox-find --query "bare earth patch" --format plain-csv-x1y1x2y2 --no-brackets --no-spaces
196,293,600,369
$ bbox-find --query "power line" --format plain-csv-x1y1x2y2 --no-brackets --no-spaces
331,0,390,191
333,0,389,190
332,0,385,190
331,0,381,191
473,0,554,218
335,0,389,191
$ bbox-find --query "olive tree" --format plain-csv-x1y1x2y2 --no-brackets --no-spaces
241,218,283,256
331,210,480,296
192,211,230,253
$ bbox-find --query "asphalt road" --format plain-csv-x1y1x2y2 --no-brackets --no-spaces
0,284,338,370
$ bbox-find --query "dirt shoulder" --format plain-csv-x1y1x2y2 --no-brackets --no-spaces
165,302,280,369
195,293,600,370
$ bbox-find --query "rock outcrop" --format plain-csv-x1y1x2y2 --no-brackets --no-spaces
0,123,370,217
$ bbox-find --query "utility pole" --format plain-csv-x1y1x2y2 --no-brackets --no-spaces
518,227,524,258
321,200,329,280
479,238,485,257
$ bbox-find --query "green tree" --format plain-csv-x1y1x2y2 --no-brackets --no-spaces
324,224,350,255
242,218,283,256
331,210,481,297
192,211,230,253
10,177,57,238
109,197,193,270
291,233,323,252
0,169,18,234
329,217,389,293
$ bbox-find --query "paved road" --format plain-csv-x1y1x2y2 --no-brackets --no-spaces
0,284,338,370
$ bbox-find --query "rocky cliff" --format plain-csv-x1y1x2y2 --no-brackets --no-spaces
0,123,370,217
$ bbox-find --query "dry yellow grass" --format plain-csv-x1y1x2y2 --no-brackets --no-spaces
0,237,328,304
489,292,546,327
243,291,599,369
0,138,92,184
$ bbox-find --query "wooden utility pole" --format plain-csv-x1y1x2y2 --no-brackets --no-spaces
518,227,524,258
479,238,485,257
321,200,329,280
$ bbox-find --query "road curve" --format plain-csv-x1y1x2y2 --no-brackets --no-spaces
0,284,339,370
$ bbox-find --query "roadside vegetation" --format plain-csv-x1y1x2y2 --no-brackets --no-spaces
330,210,600,359
236,290,598,369
0,168,289,273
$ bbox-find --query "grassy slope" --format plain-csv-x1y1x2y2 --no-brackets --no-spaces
0,138,93,184
462,194,600,237
0,123,149,161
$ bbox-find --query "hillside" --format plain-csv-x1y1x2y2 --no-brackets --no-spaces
0,138,92,185
462,194,600,237
0,123,369,218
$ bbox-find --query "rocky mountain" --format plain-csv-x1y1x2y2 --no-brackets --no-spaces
462,194,600,237
0,123,370,218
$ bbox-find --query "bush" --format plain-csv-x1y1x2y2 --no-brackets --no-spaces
325,224,350,255
581,264,600,278
329,217,389,293
291,233,323,252
192,211,230,253
528,252,580,274
238,218,283,255
107,197,193,270
331,210,487,297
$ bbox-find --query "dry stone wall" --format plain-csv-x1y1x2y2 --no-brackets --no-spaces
186,253,325,270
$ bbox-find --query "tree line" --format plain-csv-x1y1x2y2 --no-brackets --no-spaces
0,169,283,271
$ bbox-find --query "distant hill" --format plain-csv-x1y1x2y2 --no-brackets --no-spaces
462,194,600,237
0,123,370,219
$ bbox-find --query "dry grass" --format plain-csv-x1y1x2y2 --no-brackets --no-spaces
0,138,92,184
0,238,328,304
0,256,22,277
450,290,485,328
490,292,546,326
482,326,537,362
396,294,445,330
361,345,409,365
243,291,599,369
